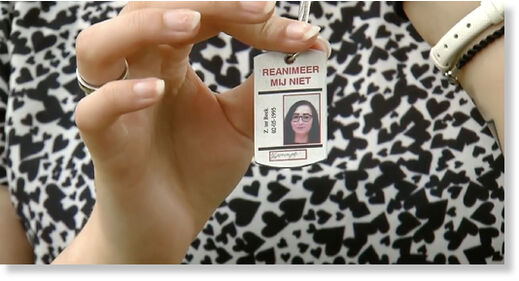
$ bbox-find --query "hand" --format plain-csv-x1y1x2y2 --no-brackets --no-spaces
55,1,329,263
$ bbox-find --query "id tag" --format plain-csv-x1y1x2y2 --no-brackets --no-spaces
254,50,327,168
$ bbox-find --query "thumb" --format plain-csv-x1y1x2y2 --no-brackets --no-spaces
217,75,254,140
74,78,165,159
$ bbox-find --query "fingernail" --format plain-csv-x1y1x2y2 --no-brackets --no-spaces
133,79,165,99
286,22,320,41
240,1,276,14
317,36,331,58
163,9,201,31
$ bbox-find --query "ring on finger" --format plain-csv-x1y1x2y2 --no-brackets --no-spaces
76,59,129,95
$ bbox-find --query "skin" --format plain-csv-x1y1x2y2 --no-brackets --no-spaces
0,186,34,263
50,1,329,263
403,1,504,150
291,105,313,143
1,1,503,264
0,1,328,264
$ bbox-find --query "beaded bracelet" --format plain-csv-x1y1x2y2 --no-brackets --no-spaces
457,26,504,69
444,25,505,84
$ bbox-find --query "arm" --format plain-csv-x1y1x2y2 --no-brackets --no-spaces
53,2,329,263
403,1,504,150
0,186,34,263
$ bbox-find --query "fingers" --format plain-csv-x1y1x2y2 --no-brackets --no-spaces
75,78,164,156
312,36,332,58
75,0,330,130
76,8,201,86
76,1,327,88
76,2,277,87
119,1,324,54
221,15,326,55
122,1,276,24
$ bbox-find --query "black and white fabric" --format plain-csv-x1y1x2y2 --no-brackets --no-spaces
0,1,504,264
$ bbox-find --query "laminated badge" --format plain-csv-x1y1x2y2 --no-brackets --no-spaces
253,50,327,168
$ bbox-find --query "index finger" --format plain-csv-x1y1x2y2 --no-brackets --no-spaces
121,1,276,24
219,16,324,54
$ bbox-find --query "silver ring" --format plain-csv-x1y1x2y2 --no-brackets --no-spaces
76,59,129,95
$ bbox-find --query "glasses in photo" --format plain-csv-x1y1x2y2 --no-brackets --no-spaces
292,114,313,122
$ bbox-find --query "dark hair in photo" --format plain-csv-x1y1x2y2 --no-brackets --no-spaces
284,99,320,145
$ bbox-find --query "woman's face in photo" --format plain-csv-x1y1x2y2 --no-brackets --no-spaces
290,104,313,136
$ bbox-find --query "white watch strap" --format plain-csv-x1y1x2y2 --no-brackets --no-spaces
430,0,504,72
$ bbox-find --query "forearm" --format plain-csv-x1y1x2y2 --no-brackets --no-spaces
0,186,34,263
51,206,112,264
52,203,192,264
403,1,504,150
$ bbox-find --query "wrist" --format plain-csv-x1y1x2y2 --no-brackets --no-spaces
429,1,504,73
403,1,480,46
404,1,504,150
51,205,110,263
53,198,194,263
457,34,504,124
456,22,504,86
